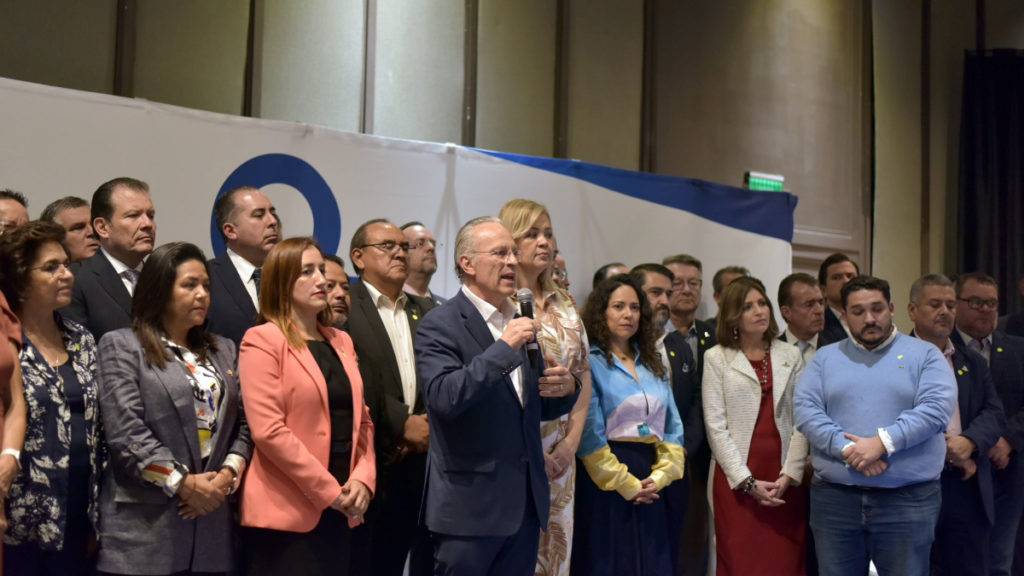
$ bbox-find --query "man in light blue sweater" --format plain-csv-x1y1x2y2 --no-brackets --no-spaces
795,275,957,576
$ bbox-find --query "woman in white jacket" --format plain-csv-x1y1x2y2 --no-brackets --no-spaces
702,276,809,576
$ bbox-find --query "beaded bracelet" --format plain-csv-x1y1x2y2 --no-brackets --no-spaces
740,475,756,494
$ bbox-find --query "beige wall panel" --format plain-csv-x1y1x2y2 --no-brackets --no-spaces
0,0,116,94
373,0,463,144
476,0,557,155
133,0,249,115
986,0,1024,48
565,0,643,170
929,2,974,274
654,0,867,274
873,0,922,328
257,0,365,132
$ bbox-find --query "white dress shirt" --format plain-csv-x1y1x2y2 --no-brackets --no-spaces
461,285,524,405
364,280,418,412
101,247,144,296
226,248,259,308
784,328,819,366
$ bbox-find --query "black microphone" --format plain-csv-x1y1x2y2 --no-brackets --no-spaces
516,288,543,368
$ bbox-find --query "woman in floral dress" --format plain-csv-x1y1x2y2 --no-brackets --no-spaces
499,199,591,576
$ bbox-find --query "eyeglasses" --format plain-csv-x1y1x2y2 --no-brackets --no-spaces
474,247,520,261
673,279,703,290
31,261,73,276
958,297,999,311
360,240,410,254
409,238,438,250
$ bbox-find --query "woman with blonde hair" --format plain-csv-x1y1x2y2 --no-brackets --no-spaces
498,199,591,576
238,237,376,575
702,276,809,575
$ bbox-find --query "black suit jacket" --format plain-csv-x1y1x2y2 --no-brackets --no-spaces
664,331,702,456
65,251,133,340
952,330,1024,452
671,318,716,475
344,280,425,460
206,253,258,347
820,306,848,347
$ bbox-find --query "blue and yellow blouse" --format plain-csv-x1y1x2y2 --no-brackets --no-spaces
578,345,685,500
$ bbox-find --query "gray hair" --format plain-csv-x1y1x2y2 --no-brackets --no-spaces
909,273,954,304
454,216,502,281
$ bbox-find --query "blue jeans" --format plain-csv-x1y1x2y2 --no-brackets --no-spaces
809,478,941,576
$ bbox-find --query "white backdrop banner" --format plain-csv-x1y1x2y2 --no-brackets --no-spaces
0,77,796,316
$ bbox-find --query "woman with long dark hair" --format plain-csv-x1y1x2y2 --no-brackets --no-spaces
703,276,809,575
95,242,251,576
238,237,376,575
571,274,685,575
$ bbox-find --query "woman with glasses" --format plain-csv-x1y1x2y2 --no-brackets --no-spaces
0,222,83,574
498,199,591,576
703,276,809,575
95,242,252,576
572,274,685,575
238,237,376,575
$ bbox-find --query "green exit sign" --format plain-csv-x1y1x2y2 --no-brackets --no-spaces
744,171,785,192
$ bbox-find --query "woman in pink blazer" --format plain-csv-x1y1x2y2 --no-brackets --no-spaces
238,237,376,576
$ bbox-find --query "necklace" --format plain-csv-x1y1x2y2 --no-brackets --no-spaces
750,351,771,393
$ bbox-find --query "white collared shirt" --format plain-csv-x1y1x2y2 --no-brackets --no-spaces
461,285,524,405
226,248,259,308
101,247,144,296
785,328,819,365
364,280,418,413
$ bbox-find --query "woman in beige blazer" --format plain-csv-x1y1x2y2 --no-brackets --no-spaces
702,276,809,576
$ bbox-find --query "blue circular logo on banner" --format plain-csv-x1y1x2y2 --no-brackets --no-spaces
211,153,341,255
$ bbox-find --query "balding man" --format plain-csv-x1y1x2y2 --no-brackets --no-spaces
206,186,281,345
415,216,578,575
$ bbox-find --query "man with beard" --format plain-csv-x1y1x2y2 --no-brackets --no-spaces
324,254,352,327
402,221,445,312
346,218,430,576
795,275,957,576
207,186,281,345
40,196,100,262
66,177,156,339
908,274,1004,576
778,273,827,364
632,263,699,574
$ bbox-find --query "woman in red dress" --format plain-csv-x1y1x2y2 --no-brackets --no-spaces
701,277,810,575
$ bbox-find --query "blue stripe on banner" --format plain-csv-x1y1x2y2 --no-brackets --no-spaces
477,150,798,243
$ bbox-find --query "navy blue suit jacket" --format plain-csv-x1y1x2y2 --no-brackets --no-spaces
205,253,258,347
65,251,133,340
952,330,1024,455
414,290,577,537
820,306,848,347
948,341,1006,525
664,331,702,456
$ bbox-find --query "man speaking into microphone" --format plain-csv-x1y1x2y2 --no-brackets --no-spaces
415,217,580,575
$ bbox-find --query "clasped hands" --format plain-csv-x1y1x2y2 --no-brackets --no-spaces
745,475,793,507
331,479,372,526
945,433,977,480
841,433,888,477
177,469,235,519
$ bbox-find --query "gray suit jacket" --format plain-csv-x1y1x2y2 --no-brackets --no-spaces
96,328,252,575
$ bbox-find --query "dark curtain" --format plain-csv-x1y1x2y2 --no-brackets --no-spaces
958,49,1024,315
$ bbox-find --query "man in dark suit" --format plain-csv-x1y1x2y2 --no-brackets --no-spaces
344,218,430,576
415,216,578,575
632,263,700,575
818,252,859,346
65,177,156,339
908,274,1005,576
662,253,716,576
778,272,827,358
953,272,1024,575
402,221,445,312
206,186,280,346
324,254,352,327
